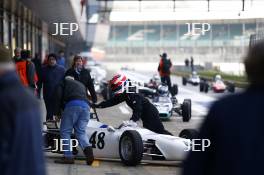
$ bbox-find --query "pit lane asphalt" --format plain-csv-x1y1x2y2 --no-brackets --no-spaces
43,69,238,175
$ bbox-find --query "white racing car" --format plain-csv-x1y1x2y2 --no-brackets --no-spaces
139,85,192,122
182,71,200,86
43,110,197,166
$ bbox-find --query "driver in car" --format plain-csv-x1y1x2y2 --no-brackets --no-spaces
93,74,173,135
215,74,222,81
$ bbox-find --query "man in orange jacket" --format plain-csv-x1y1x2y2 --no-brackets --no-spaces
14,50,37,91
158,52,172,93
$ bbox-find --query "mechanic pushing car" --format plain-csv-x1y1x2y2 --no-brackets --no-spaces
53,76,95,165
94,74,173,135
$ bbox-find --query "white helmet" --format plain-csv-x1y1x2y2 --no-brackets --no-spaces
192,71,197,75
215,74,222,80
158,85,169,94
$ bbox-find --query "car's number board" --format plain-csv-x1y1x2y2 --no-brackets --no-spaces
89,131,106,149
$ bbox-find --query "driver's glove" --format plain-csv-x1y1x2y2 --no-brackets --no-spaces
122,120,137,127
128,120,138,127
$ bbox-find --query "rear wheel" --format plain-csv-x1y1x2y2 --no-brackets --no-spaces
179,129,199,140
182,99,191,122
182,77,187,86
171,84,178,96
119,130,143,166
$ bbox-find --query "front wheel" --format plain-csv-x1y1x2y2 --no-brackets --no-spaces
179,129,199,140
199,82,204,92
227,83,235,93
182,99,191,122
204,83,209,93
119,130,143,166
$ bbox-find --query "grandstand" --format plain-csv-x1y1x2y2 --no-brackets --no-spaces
103,1,264,63
105,20,259,62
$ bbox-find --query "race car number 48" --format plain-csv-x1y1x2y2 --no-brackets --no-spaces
89,131,106,149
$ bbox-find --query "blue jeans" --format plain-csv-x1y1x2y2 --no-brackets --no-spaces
60,106,90,158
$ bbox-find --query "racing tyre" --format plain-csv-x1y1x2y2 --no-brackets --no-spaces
199,82,204,92
182,99,191,122
119,130,144,166
179,129,199,140
171,84,178,96
43,133,58,148
182,77,187,86
204,82,209,93
227,83,235,93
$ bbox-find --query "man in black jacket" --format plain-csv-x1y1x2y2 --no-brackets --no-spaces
65,55,97,103
94,74,172,135
182,41,264,175
53,76,94,165
0,45,45,175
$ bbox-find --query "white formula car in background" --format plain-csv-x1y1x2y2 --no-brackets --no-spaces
139,85,192,122
43,110,197,166
182,71,200,86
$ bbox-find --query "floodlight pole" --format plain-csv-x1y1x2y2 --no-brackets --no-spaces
173,0,176,12
139,0,142,12
242,0,245,11
207,0,210,12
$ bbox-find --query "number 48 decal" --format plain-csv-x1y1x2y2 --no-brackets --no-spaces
89,131,106,149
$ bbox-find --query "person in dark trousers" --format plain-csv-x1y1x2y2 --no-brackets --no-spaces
57,50,66,68
32,53,42,98
182,40,264,175
53,76,94,165
158,52,172,93
65,55,97,104
185,58,189,67
94,74,172,135
0,45,45,175
190,56,194,71
40,53,65,120
14,49,37,91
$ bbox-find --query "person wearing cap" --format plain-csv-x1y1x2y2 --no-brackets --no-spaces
65,55,97,104
0,45,45,175
53,76,94,165
94,74,172,135
14,49,37,90
40,53,65,120
158,52,172,93
182,41,264,175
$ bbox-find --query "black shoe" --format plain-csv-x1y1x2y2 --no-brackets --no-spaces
54,157,75,164
83,146,94,165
